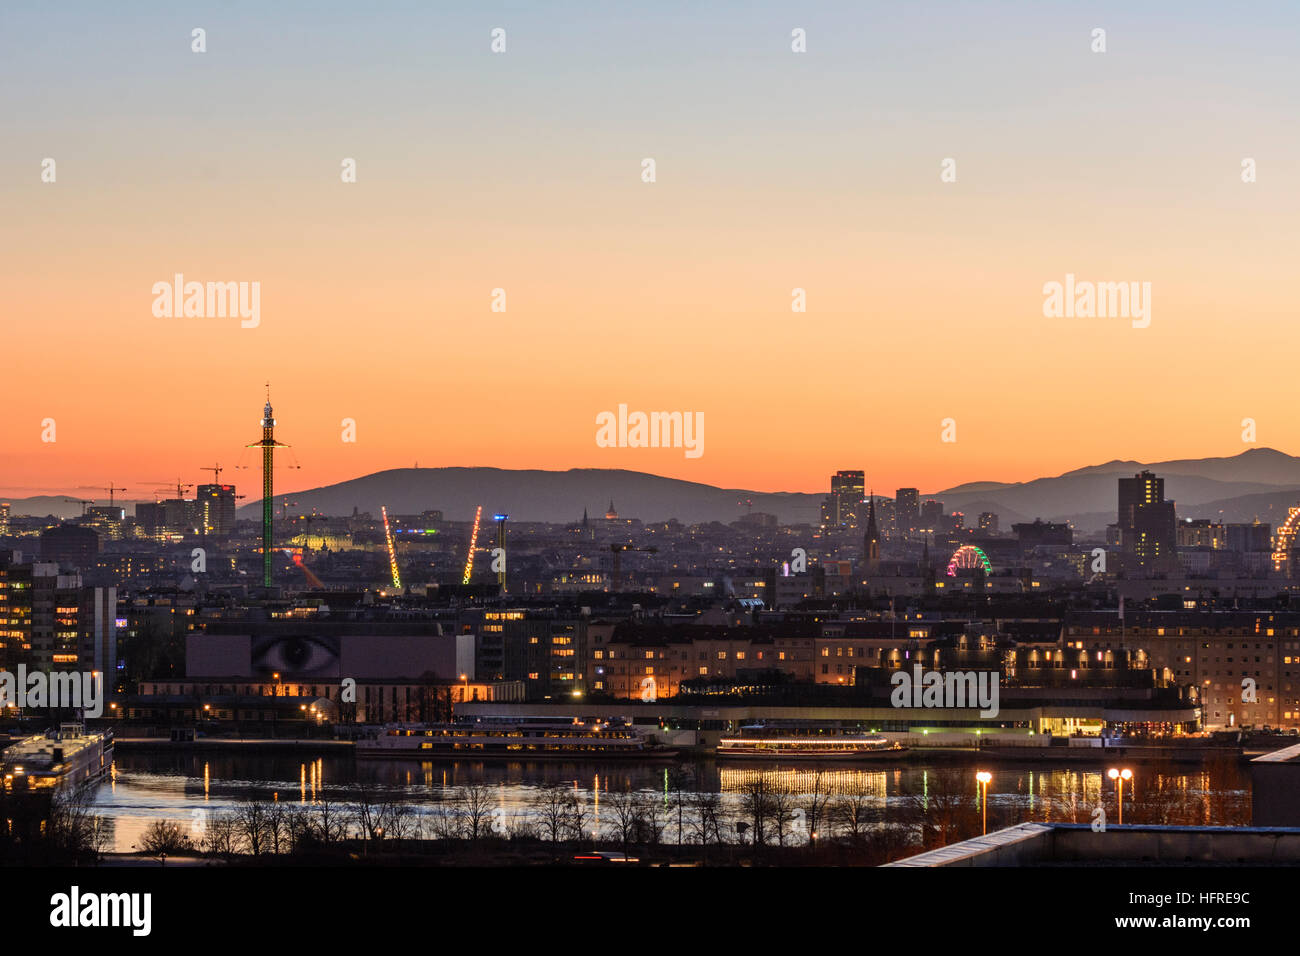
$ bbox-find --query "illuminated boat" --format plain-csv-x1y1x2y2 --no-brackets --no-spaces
0,723,114,795
716,732,905,761
355,718,679,760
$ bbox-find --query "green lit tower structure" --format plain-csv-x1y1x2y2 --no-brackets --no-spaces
248,386,289,588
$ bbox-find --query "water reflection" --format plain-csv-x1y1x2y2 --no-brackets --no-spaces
88,753,1252,853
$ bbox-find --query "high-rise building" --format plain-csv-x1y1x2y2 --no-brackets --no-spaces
84,506,125,540
197,483,237,537
39,524,100,570
0,550,115,672
919,499,944,531
895,488,920,533
1013,519,1073,550
134,498,202,538
1226,522,1271,553
978,512,999,534
1176,519,1225,549
0,502,10,536
821,470,865,529
1118,471,1177,570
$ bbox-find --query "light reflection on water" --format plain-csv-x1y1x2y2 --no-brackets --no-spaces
87,753,1251,853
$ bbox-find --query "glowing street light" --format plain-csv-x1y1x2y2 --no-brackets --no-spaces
976,770,992,834
1107,767,1133,824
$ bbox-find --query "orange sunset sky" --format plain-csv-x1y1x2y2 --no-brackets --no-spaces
3,2,1298,501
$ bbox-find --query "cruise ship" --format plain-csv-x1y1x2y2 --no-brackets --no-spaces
717,726,906,762
355,718,679,761
0,723,114,795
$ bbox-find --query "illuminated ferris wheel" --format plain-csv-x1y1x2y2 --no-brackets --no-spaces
947,544,993,577
1272,505,1300,572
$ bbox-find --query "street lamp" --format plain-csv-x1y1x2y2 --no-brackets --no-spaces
1107,767,1133,824
976,771,992,835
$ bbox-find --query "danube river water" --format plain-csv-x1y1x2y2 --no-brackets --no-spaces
87,751,1252,854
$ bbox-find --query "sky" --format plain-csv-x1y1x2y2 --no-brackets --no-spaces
3,1,1298,501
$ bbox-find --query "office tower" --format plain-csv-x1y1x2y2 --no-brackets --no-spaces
1118,471,1177,570
197,483,237,537
0,502,11,536
84,505,125,540
822,470,865,529
895,488,920,532
919,499,944,531
978,512,999,534
1226,522,1271,553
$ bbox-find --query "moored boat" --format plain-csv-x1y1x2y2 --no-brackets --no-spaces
355,718,679,761
1,723,114,795
716,732,907,761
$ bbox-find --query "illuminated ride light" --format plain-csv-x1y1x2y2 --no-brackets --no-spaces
947,544,993,577
382,505,401,589
462,505,483,585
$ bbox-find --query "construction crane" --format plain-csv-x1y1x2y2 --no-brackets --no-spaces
610,544,658,593
381,506,401,589
103,484,127,507
144,479,193,499
64,498,94,516
199,463,224,485
462,506,483,585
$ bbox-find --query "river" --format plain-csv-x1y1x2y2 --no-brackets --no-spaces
86,751,1252,854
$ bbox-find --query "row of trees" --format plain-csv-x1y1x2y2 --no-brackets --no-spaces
125,758,1253,865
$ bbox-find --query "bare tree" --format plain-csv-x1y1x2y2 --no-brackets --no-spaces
381,799,418,844
689,790,726,852
666,766,693,846
769,788,798,848
830,791,874,845
604,789,644,855
314,800,353,846
902,769,979,850
531,785,576,844
235,800,269,856
202,810,239,859
801,770,834,852
263,801,289,855
349,780,388,849
566,793,592,844
451,784,496,843
429,805,465,841
739,777,776,853
140,819,194,855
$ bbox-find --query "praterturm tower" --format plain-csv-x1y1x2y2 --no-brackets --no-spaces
247,385,288,589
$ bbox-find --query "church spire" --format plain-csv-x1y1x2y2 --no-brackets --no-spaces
864,490,880,571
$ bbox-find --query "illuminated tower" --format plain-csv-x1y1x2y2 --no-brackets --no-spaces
494,513,508,593
247,386,290,588
864,492,880,572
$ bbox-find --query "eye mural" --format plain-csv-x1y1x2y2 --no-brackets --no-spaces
250,634,341,679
